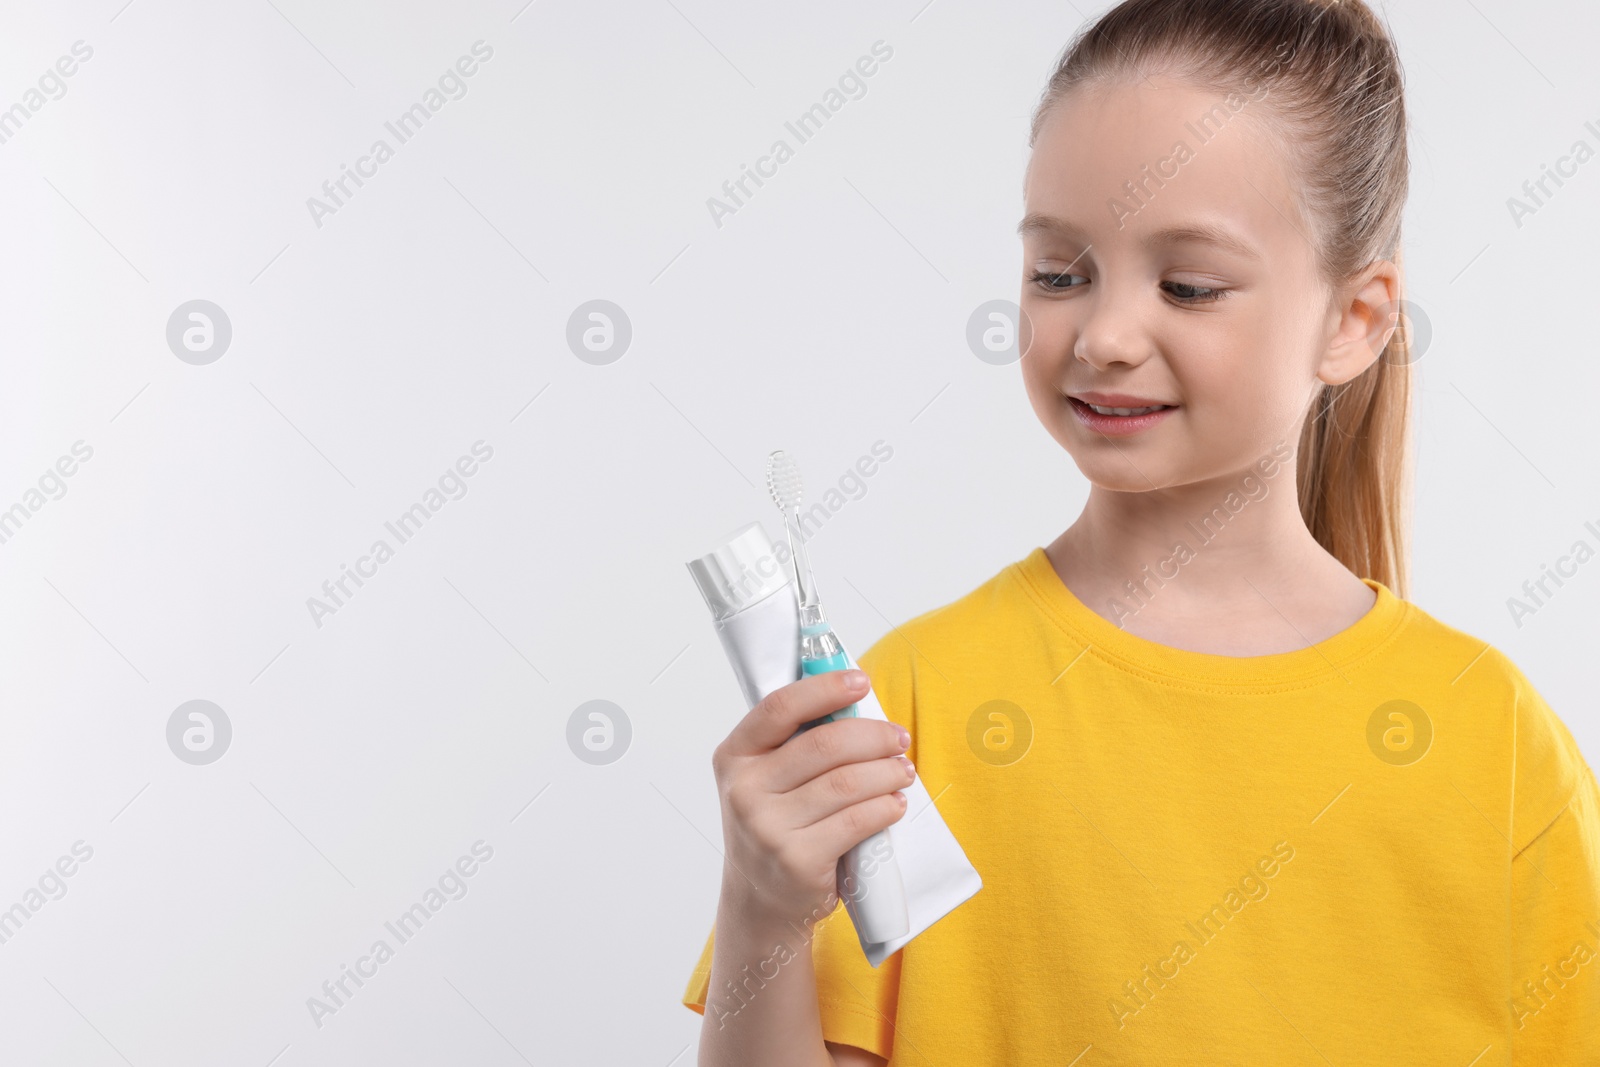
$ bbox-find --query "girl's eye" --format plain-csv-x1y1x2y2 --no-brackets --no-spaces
1027,271,1229,305
1028,268,1085,293
1163,281,1226,304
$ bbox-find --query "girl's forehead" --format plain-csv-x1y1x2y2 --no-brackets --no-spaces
1023,78,1308,261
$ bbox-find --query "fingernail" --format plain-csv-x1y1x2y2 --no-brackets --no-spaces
843,669,868,689
895,724,910,748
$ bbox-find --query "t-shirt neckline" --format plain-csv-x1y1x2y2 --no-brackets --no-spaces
1012,546,1410,691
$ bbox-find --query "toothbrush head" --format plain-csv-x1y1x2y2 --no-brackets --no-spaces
767,449,818,607
766,450,803,513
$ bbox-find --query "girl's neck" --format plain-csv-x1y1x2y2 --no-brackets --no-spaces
1046,472,1376,653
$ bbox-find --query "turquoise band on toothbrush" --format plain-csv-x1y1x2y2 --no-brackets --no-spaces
803,650,850,673
798,646,859,729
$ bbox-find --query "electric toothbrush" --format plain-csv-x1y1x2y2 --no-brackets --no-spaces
766,450,910,942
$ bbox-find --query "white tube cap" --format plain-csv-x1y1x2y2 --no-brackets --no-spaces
685,521,792,621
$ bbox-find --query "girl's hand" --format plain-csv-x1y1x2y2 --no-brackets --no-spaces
711,668,915,927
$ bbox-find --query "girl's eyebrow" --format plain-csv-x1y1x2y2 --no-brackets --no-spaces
1016,213,1261,261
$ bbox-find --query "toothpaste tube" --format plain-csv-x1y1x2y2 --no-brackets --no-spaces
686,521,983,965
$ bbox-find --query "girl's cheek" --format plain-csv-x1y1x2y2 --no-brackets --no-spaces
1018,356,1058,407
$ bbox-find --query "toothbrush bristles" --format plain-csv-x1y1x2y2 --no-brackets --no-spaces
766,450,804,511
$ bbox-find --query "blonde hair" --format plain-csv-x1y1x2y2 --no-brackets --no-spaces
1029,0,1414,598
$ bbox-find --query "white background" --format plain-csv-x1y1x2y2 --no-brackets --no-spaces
0,0,1595,1063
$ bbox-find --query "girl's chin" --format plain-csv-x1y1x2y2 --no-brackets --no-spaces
1062,450,1170,489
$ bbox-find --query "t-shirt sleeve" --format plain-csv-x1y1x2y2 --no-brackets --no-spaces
680,631,915,1060
1506,665,1600,1061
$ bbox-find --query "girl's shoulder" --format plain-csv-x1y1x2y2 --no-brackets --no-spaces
853,551,1024,679
1388,595,1593,855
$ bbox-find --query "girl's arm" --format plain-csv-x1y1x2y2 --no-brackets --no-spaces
697,872,837,1067
1509,765,1600,1061
1504,666,1600,1060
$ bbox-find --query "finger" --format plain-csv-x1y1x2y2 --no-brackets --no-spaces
786,753,916,829
807,791,909,863
764,715,909,795
723,669,872,757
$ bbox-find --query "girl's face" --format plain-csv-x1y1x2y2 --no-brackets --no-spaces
1019,75,1354,492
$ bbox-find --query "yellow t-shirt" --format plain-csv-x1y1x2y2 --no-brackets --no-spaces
682,547,1600,1064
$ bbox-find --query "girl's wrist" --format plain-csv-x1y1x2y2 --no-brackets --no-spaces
718,870,839,940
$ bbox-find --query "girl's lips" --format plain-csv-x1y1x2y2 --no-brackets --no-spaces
1067,395,1177,436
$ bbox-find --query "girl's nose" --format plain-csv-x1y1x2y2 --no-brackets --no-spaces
1073,285,1155,371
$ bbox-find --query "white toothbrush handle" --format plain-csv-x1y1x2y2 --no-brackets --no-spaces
838,826,910,942
788,704,911,941
796,654,911,942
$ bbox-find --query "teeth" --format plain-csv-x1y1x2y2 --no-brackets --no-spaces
1086,402,1167,416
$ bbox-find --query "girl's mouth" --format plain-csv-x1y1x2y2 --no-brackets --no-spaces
1067,396,1177,436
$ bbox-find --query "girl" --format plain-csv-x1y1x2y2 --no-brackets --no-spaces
683,0,1600,1063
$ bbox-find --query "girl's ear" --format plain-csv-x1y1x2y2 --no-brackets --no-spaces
1317,259,1402,387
